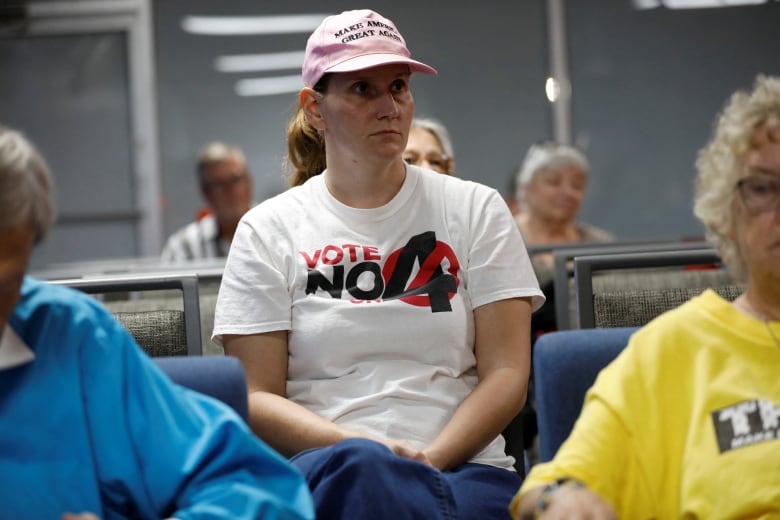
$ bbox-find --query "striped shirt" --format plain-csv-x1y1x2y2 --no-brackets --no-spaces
161,214,230,261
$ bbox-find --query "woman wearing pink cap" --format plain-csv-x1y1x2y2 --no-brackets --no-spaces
213,9,544,519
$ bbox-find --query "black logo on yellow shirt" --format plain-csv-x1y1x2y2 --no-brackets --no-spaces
712,398,780,453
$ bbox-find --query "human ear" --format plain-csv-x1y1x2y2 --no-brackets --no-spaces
300,88,326,131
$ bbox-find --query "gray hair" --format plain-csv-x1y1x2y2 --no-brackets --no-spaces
515,142,589,202
411,117,455,160
0,125,55,242
693,74,780,281
196,141,247,178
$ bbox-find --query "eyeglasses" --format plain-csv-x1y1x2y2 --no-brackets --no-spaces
404,153,451,174
735,175,780,214
202,173,247,193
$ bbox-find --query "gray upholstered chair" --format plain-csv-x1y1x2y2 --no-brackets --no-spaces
551,240,712,330
114,310,189,357
51,274,203,356
572,248,740,328
592,285,743,328
103,275,223,356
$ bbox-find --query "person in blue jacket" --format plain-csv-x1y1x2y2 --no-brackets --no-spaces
0,123,315,520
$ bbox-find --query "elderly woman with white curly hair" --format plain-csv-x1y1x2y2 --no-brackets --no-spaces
510,74,780,519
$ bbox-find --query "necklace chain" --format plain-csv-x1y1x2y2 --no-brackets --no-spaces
734,297,780,349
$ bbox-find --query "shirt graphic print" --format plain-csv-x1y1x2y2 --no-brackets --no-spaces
302,230,459,313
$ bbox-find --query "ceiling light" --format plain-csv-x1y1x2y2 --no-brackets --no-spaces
545,77,561,102
634,0,767,8
632,0,662,7
182,14,328,35
215,51,305,73
665,0,765,7
235,75,303,97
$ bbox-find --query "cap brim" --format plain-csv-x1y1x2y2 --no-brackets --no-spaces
326,53,437,76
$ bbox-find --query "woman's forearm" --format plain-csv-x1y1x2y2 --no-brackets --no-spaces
424,366,527,470
247,390,369,457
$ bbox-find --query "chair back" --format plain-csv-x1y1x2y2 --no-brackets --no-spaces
154,355,249,421
593,285,742,328
573,248,727,328
534,327,638,462
551,240,711,330
114,310,188,357
51,273,203,355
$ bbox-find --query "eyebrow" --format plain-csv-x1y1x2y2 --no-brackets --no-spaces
744,167,780,178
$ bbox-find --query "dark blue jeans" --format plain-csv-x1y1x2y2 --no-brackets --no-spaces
290,438,523,519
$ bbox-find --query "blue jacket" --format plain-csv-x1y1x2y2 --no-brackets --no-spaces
0,277,314,520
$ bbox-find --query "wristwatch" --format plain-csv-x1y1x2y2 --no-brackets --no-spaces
534,478,585,518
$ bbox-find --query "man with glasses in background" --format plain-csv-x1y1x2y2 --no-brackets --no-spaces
162,141,254,261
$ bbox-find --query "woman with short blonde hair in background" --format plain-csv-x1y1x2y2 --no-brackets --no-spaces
403,117,456,175
514,142,613,268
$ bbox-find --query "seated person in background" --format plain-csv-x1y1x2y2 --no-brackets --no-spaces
514,141,614,273
215,9,544,519
162,141,253,261
510,74,780,519
515,141,616,340
0,124,314,520
403,116,456,175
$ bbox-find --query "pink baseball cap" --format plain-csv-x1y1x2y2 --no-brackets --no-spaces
302,9,437,88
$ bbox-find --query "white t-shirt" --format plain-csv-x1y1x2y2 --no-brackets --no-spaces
214,165,544,469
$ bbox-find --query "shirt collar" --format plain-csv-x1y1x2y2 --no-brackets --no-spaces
0,325,35,370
